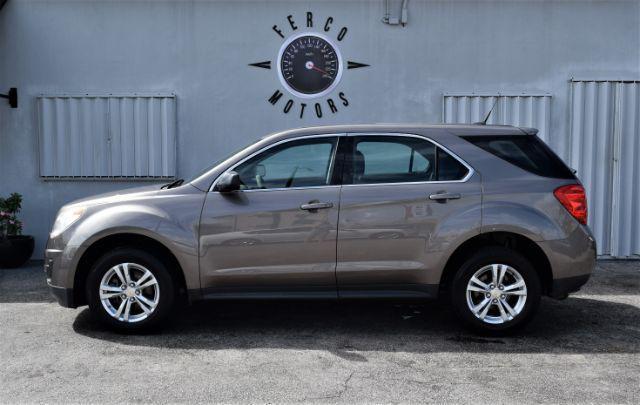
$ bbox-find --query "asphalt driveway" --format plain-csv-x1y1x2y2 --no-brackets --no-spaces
1,261,639,403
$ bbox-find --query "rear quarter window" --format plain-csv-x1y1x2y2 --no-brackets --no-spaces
462,135,576,179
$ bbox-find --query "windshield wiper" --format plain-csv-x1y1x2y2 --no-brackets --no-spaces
161,179,184,189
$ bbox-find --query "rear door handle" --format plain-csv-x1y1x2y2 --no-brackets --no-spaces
300,201,334,211
429,192,461,201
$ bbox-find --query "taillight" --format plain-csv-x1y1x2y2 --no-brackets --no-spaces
554,184,588,225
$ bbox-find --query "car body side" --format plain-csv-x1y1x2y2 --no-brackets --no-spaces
45,124,596,308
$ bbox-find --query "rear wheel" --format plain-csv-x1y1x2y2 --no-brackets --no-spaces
86,248,175,332
450,247,541,334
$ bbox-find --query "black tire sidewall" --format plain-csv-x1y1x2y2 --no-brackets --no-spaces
86,247,175,332
451,247,541,334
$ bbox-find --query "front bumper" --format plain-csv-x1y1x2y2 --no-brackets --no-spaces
44,247,78,308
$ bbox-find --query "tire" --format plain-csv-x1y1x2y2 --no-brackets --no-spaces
450,247,541,335
86,247,175,333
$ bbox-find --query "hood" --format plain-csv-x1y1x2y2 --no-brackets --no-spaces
65,184,165,208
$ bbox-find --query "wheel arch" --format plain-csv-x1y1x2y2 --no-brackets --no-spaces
439,231,553,296
73,233,188,307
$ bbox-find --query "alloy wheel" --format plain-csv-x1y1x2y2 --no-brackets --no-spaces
98,263,160,323
465,263,527,325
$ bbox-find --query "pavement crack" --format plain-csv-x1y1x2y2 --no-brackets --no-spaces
339,371,355,397
305,371,355,401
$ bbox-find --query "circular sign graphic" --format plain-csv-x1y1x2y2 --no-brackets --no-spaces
277,32,344,99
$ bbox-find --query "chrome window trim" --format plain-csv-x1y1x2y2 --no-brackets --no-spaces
224,185,342,194
209,134,344,192
342,132,475,186
210,131,476,192
341,179,471,188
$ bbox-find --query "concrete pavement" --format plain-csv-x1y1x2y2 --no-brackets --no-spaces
1,261,639,403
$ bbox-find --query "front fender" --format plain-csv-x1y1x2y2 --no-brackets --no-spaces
70,204,169,246
63,202,201,290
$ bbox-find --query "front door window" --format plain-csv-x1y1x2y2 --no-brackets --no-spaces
235,138,338,190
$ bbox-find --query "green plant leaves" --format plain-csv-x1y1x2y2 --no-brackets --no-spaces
0,193,23,236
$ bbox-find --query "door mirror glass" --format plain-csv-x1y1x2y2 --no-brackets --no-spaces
214,171,242,192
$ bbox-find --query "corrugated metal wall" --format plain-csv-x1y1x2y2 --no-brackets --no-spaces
37,94,176,179
569,80,640,257
443,93,552,143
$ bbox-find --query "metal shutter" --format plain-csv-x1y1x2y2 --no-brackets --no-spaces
442,93,552,144
569,80,640,257
37,93,176,179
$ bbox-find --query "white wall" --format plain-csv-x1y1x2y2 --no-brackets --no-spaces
1,0,639,256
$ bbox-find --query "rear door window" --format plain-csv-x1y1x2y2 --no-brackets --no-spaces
462,135,575,179
345,136,469,184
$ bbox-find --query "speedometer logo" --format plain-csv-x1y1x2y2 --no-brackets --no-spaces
278,33,343,99
248,12,369,119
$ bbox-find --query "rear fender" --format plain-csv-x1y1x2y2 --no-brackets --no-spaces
482,201,570,241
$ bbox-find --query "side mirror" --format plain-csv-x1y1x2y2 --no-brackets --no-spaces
214,171,242,192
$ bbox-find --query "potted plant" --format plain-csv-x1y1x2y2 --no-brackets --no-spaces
0,193,34,268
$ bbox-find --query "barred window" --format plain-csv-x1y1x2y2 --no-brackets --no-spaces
37,94,176,179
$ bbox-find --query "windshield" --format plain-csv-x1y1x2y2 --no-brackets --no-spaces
187,138,260,183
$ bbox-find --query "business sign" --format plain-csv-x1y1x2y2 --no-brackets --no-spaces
249,12,369,119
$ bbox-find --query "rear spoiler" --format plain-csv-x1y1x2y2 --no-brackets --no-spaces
518,127,539,136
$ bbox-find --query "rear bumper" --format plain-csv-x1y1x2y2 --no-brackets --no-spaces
549,274,591,299
49,285,76,308
538,224,596,297
539,224,596,270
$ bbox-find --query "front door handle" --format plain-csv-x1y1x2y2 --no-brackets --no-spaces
429,192,462,201
300,201,334,211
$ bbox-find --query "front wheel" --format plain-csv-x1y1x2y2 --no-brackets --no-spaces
450,247,541,334
86,248,175,332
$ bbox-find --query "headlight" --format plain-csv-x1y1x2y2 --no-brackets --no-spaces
50,206,86,237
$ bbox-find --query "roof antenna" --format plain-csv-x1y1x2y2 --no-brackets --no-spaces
475,97,498,125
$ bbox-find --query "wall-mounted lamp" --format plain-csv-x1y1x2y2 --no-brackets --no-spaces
0,88,18,108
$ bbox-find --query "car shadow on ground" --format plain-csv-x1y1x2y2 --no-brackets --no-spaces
71,296,640,356
3,262,639,355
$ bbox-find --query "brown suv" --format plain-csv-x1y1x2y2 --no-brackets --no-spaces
45,124,596,333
